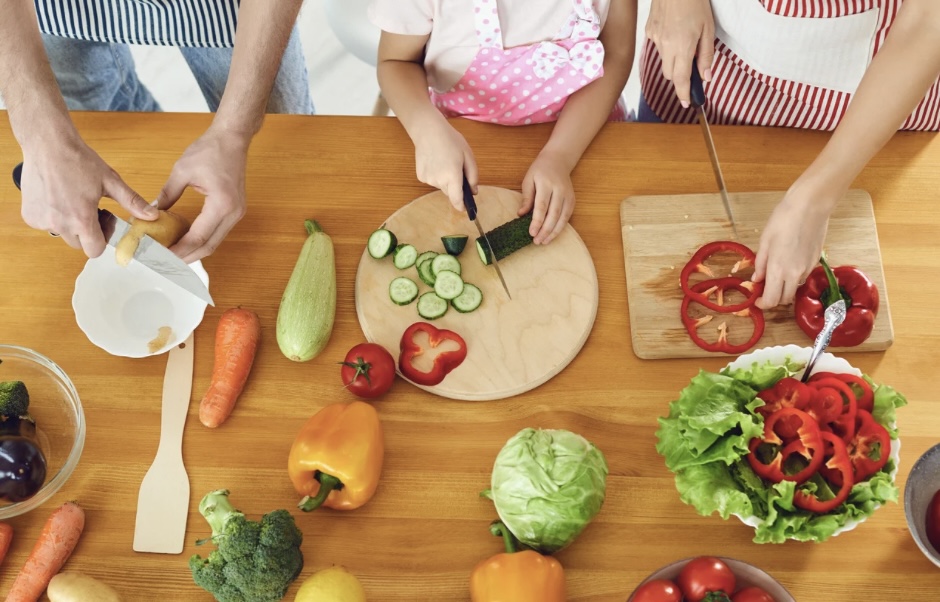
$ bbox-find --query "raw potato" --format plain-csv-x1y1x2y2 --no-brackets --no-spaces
115,210,189,266
294,566,366,602
47,572,122,602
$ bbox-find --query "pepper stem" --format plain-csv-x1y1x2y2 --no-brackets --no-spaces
298,472,343,512
489,520,519,554
818,253,844,306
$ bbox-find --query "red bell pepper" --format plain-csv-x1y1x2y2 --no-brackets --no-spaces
809,377,857,443
804,386,843,424
680,241,763,312
755,377,812,420
398,322,467,386
794,255,879,347
808,371,873,413
794,431,854,513
747,408,824,484
681,278,765,354
846,409,891,481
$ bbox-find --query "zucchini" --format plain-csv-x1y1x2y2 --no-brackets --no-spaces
441,235,469,256
277,220,336,362
416,292,449,320
433,270,464,300
476,212,534,265
452,283,483,313
393,244,418,269
389,276,419,305
367,228,397,258
430,253,461,277
417,257,437,287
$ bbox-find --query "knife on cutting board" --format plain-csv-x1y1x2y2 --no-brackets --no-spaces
462,175,512,300
689,59,739,240
12,162,214,306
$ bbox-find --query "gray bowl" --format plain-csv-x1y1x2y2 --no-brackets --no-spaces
904,442,940,568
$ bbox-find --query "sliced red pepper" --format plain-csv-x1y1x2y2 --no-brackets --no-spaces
755,377,813,422
747,408,824,484
809,377,857,443
846,409,891,481
794,255,879,348
808,372,874,413
794,431,854,513
398,322,467,386
804,387,843,425
680,241,764,312
681,278,765,354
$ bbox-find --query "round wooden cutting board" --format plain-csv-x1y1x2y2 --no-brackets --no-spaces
355,186,598,401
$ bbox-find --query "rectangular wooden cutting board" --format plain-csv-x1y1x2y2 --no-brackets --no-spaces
620,190,894,360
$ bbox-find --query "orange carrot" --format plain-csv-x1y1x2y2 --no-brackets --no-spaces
0,521,13,567
6,501,85,602
199,307,261,428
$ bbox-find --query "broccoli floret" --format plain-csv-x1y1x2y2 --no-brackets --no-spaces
189,489,304,602
0,381,29,417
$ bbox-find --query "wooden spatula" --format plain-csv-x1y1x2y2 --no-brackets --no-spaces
133,333,195,554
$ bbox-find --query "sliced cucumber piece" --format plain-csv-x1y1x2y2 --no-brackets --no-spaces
416,291,449,320
433,269,464,300
430,253,462,277
415,251,439,269
367,228,398,259
417,257,437,287
393,244,418,269
452,283,483,313
389,277,419,305
441,235,469,256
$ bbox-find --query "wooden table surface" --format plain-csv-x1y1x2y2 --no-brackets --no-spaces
1,112,938,601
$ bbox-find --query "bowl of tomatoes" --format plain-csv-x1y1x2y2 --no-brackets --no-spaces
628,556,794,602
903,442,940,568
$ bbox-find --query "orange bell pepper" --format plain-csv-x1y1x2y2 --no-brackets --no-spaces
470,521,565,602
288,401,384,511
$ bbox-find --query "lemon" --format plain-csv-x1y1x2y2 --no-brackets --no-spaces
294,566,366,602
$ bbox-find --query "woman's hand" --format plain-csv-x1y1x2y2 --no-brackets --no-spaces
646,0,716,106
519,150,576,245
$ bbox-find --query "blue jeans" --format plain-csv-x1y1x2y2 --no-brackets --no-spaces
41,27,314,115
636,93,662,123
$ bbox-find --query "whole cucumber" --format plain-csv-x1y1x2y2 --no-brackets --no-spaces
276,220,337,362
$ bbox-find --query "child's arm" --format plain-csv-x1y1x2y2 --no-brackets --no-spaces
521,0,638,245
377,32,478,211
753,0,940,309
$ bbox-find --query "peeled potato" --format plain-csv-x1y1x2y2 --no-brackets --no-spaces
115,210,190,266
47,572,122,602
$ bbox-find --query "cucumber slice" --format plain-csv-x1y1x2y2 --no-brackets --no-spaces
433,269,464,300
430,253,462,277
393,244,418,269
416,291,448,320
417,257,437,287
452,283,483,313
389,277,419,305
415,251,439,269
367,228,397,259
476,213,534,265
441,235,469,256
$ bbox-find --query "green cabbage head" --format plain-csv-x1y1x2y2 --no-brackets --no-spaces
484,427,608,553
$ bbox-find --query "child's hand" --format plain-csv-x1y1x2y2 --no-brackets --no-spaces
520,151,576,245
752,185,833,309
414,120,478,211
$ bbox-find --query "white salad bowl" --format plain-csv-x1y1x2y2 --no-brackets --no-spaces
72,245,210,358
725,344,901,539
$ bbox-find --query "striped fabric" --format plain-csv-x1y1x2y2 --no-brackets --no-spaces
640,0,940,131
35,0,240,48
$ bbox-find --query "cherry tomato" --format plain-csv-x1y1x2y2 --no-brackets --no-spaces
631,579,682,602
927,489,940,554
677,556,737,602
340,343,396,399
732,586,776,602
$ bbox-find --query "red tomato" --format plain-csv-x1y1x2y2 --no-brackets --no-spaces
677,557,737,602
631,579,682,602
927,489,940,553
340,343,395,399
732,586,776,602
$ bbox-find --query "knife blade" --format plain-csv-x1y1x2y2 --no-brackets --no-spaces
689,60,739,240
462,176,511,300
12,162,214,306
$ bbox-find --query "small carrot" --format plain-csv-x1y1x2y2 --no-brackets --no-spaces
199,307,261,428
0,521,13,567
7,501,85,602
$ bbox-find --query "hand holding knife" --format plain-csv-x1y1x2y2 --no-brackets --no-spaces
462,175,512,300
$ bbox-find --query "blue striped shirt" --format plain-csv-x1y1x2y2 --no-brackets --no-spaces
35,0,240,48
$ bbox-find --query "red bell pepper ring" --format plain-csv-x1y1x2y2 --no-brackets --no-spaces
804,386,843,425
680,241,763,312
808,371,874,413
794,255,879,348
794,431,855,513
747,408,824,484
846,409,891,481
755,377,813,421
808,377,857,443
681,278,765,354
398,322,467,386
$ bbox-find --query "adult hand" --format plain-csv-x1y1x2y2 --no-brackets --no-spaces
519,150,575,245
413,119,478,212
646,0,716,107
156,126,250,263
18,138,157,257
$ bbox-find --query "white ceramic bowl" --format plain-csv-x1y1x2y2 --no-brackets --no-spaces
72,245,210,358
628,557,795,602
724,344,900,539
903,443,940,568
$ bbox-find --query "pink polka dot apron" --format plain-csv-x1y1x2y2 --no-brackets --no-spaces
431,0,627,125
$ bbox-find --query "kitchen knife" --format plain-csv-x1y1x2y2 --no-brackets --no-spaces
12,162,214,306
462,175,512,300
689,59,739,240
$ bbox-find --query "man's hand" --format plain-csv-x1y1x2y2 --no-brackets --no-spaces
646,0,715,106
413,119,478,212
520,150,576,245
156,126,250,263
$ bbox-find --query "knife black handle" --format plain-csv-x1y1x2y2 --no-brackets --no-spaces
690,57,706,109
461,174,478,221
12,162,22,190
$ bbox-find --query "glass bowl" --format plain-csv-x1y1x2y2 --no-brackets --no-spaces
628,557,795,601
0,345,85,518
904,442,940,568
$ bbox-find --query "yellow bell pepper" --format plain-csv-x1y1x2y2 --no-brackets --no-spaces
470,521,566,602
288,401,384,511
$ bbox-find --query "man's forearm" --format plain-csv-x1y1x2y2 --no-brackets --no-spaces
0,0,76,151
212,0,305,136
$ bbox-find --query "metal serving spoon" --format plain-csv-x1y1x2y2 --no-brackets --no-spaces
801,299,847,383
